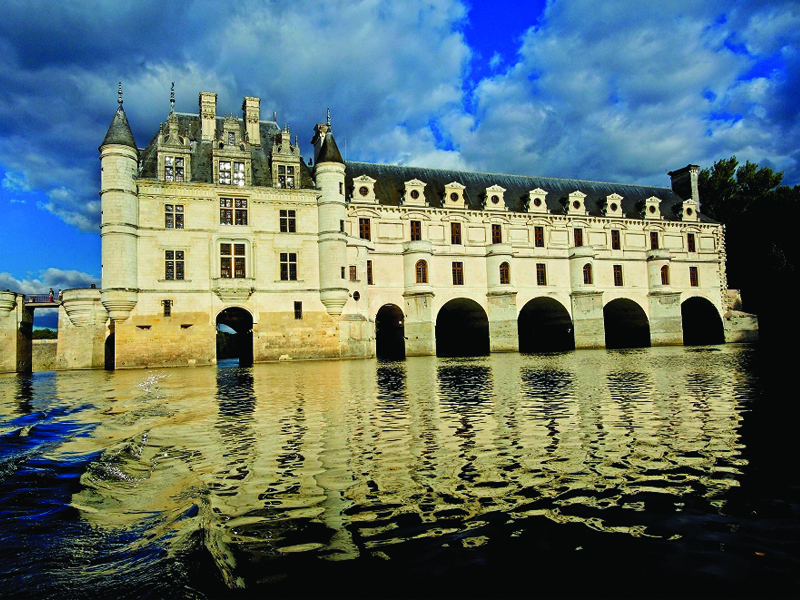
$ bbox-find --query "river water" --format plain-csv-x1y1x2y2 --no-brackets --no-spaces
0,345,797,599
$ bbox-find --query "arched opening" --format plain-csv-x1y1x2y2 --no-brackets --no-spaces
376,304,405,360
415,260,428,284
104,332,115,370
682,296,724,346
216,307,254,367
661,265,670,285
518,297,575,353
603,298,650,349
499,262,510,285
436,298,490,357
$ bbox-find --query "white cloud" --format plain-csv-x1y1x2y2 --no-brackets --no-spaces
0,268,99,295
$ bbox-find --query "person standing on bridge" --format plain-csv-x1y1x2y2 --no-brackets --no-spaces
48,288,54,302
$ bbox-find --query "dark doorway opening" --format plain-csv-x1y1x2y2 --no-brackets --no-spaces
604,299,650,349
682,296,725,346
436,299,490,357
518,297,575,353
216,307,254,367
104,332,115,370
376,304,405,360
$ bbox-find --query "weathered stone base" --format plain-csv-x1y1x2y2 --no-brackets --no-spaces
0,292,32,373
256,310,342,361
724,311,759,343
33,339,57,371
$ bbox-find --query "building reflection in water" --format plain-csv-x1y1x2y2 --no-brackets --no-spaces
51,347,750,589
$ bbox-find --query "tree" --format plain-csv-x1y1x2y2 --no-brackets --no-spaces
698,156,799,341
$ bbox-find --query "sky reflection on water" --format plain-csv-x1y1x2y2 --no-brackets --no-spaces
0,346,797,598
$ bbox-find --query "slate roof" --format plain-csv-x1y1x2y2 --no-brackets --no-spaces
137,113,315,189
100,106,137,151
344,161,711,222
317,132,343,164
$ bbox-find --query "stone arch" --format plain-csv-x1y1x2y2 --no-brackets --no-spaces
583,263,593,285
376,304,405,360
499,261,510,285
216,306,254,367
603,298,650,349
435,298,490,357
661,265,670,285
682,296,724,346
518,297,575,353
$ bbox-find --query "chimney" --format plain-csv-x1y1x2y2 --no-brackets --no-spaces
199,92,217,142
668,164,700,203
242,97,261,146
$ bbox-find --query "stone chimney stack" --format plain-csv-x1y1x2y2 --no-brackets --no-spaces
668,164,700,203
242,96,261,146
199,92,217,142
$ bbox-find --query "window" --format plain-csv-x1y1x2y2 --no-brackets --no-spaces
611,229,621,250
689,266,699,287
416,260,428,284
367,260,373,285
165,204,184,229
165,250,184,280
499,261,510,285
359,218,371,240
163,299,172,317
220,243,245,278
661,265,670,285
281,253,298,281
341,266,345,279
294,301,303,320
650,231,659,250
228,132,235,146
583,263,592,285
349,265,357,281
220,198,247,225
277,165,295,189
687,233,696,253
164,156,184,182
340,220,345,232
452,262,464,285
613,264,623,287
451,222,461,245
280,209,296,233
536,263,547,286
534,226,545,248
573,228,583,247
410,220,422,241
492,224,502,244
219,161,244,186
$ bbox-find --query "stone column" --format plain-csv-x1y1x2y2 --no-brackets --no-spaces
56,288,109,370
402,240,435,356
570,290,605,349
646,249,683,346
0,291,32,373
487,291,518,352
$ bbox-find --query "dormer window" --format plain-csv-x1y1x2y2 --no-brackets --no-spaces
219,161,245,186
277,165,295,189
165,156,184,182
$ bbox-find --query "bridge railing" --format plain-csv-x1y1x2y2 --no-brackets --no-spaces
25,294,60,304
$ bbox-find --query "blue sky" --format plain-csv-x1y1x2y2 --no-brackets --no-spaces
1,0,798,328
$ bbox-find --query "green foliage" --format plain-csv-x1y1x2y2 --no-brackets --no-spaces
216,331,238,359
32,328,58,339
698,156,799,340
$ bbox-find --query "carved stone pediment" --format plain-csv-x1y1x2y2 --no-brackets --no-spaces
212,279,254,302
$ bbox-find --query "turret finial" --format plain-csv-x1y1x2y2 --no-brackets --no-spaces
170,82,175,113
118,82,123,106
326,107,331,127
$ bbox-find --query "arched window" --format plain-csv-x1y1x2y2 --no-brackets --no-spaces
415,260,428,284
661,265,670,285
499,261,510,285
583,263,592,285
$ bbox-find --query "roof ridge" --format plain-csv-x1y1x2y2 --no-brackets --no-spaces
344,160,673,191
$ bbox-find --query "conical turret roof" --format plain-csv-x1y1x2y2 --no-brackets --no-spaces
100,105,137,151
317,132,343,164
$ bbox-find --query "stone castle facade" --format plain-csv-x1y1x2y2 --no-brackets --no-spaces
0,87,757,372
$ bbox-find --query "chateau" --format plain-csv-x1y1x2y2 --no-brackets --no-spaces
0,87,758,372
